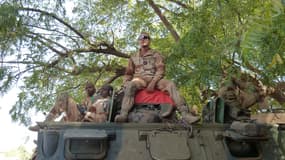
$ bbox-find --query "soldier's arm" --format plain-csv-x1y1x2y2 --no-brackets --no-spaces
45,106,60,121
124,58,134,83
152,52,165,84
146,52,165,92
232,78,247,89
81,97,89,108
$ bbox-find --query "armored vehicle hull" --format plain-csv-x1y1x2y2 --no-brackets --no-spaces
35,122,285,160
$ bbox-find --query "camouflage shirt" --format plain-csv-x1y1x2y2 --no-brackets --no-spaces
218,76,262,109
125,49,165,83
82,94,102,110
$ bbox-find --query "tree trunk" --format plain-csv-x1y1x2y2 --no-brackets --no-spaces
147,0,180,42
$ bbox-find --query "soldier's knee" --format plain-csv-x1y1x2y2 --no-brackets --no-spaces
165,81,176,90
125,81,136,90
125,82,137,96
168,81,176,87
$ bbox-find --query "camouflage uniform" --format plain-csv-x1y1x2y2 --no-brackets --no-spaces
84,97,111,122
218,76,265,120
29,83,98,131
115,49,199,123
45,93,100,122
82,94,101,111
40,93,72,122
84,85,113,122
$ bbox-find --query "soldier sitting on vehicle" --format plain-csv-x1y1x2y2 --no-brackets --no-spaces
218,73,268,121
28,81,99,131
84,84,113,122
81,81,102,111
115,32,200,123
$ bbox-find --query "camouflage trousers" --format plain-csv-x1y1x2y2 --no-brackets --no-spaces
218,85,260,109
218,85,260,120
44,95,83,122
121,77,186,114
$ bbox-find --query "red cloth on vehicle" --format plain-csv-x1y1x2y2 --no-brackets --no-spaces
134,89,175,106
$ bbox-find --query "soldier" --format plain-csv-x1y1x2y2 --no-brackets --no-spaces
84,84,113,122
115,32,200,123
81,81,101,111
218,74,268,120
28,81,98,131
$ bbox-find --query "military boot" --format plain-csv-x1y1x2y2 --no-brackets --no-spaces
114,110,128,122
28,112,56,132
28,125,40,132
115,86,135,122
178,105,200,124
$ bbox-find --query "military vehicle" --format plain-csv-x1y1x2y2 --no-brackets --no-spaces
34,91,285,160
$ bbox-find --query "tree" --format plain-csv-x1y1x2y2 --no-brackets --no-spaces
167,0,285,106
4,145,32,160
0,0,285,125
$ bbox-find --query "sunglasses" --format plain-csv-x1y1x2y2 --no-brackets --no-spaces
138,35,150,40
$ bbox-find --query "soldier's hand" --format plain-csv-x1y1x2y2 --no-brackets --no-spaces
84,112,95,122
146,82,155,93
123,81,131,89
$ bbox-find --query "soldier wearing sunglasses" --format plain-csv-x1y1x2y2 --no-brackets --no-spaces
115,32,200,124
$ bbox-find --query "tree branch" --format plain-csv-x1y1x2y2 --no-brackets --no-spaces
19,7,87,41
26,34,67,57
147,0,180,42
14,66,41,79
167,0,189,9
52,63,125,76
28,31,69,51
24,23,81,47
156,4,184,16
72,42,130,58
0,60,43,65
104,67,126,84
270,82,285,104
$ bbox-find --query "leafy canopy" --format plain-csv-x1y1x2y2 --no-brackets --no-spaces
0,0,285,125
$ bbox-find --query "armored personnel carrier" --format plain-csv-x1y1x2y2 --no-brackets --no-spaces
34,92,285,160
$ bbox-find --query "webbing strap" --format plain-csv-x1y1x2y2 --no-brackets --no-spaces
91,95,96,104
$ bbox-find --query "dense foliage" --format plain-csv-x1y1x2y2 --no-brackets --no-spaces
0,0,284,125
